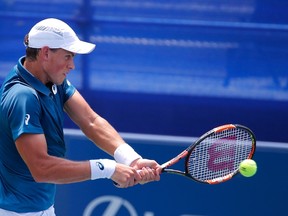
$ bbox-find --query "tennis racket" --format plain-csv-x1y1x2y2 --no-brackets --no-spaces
161,124,256,184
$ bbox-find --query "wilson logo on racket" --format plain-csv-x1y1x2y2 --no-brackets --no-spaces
96,162,104,171
207,136,236,171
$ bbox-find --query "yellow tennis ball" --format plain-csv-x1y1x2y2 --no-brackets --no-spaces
239,159,257,177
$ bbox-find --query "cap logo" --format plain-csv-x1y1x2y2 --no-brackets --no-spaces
35,25,63,37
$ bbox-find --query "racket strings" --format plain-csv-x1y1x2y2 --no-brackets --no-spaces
187,128,253,182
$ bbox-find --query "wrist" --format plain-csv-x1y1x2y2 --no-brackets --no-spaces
89,159,116,180
114,144,142,166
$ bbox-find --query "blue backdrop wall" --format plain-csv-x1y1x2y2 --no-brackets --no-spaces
0,0,288,143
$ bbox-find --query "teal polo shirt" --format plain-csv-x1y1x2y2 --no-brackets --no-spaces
0,56,76,212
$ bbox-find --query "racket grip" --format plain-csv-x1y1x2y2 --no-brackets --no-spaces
113,181,120,187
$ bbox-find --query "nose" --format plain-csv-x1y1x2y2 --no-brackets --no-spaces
68,59,75,70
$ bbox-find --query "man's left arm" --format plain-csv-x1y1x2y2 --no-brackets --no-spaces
64,90,161,183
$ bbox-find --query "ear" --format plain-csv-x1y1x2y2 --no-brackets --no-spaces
38,46,50,60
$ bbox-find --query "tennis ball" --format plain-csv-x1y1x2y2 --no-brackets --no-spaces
239,159,257,177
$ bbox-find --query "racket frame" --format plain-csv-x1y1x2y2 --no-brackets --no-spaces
161,124,256,184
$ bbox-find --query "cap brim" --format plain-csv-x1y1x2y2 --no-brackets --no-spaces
61,40,96,54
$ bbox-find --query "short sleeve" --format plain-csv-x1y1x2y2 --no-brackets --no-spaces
61,79,76,103
4,84,43,141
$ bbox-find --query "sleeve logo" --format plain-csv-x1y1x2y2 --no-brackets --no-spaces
25,114,30,125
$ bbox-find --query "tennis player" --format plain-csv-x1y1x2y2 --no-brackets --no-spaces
0,18,160,216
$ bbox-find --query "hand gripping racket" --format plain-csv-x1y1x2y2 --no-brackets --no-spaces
161,124,256,184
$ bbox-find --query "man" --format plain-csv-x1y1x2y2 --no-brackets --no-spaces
0,18,160,215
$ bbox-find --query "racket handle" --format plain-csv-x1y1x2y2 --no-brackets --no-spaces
113,181,120,187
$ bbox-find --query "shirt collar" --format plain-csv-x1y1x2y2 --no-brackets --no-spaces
17,56,51,96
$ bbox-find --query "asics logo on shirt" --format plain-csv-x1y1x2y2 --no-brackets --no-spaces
52,84,57,95
25,114,30,125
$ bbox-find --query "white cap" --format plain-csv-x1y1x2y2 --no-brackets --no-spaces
27,18,95,54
